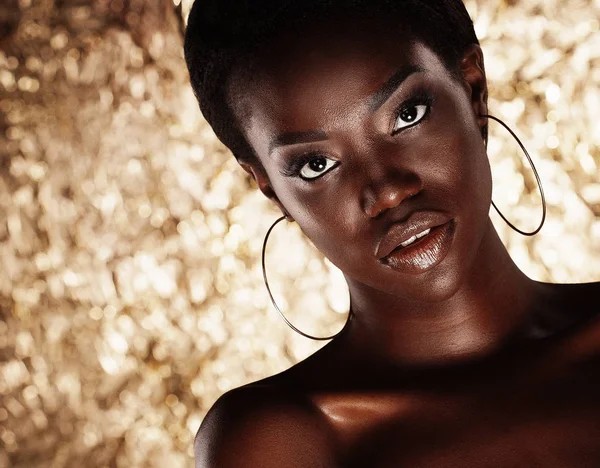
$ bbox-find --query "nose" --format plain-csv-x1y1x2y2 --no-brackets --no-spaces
362,172,422,218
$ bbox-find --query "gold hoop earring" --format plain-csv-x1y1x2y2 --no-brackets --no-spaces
482,114,547,236
261,216,354,341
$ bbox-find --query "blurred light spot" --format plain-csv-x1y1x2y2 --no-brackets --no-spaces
545,83,561,104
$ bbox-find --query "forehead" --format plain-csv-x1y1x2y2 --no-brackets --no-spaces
227,16,450,158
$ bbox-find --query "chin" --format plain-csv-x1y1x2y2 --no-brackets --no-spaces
411,267,466,304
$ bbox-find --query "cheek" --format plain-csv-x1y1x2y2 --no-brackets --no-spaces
435,132,490,214
272,181,364,266
428,92,491,205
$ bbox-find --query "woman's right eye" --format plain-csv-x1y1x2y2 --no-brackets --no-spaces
298,155,337,180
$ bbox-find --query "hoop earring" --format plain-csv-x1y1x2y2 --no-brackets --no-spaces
482,114,547,236
261,216,354,341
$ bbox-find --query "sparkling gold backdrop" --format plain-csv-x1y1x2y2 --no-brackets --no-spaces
0,0,598,466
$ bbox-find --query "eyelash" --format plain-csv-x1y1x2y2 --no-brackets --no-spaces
392,92,434,135
280,151,338,179
281,90,435,181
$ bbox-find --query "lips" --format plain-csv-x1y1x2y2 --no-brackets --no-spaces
376,211,453,260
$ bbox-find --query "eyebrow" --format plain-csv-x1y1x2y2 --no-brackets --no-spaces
268,64,424,155
367,64,425,112
268,130,328,155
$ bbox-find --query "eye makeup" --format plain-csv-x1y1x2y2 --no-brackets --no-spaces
279,151,339,180
278,86,437,181
390,90,435,135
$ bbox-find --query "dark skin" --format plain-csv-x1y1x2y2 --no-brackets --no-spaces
195,15,600,468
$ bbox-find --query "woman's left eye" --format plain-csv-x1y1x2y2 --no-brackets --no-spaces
393,103,429,133
299,155,338,180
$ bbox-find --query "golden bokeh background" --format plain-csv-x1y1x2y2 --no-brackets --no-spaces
0,0,599,466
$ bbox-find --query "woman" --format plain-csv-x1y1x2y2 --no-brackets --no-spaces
184,0,600,466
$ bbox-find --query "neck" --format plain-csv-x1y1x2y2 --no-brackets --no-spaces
339,219,556,368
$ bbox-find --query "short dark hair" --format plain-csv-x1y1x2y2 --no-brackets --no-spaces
184,0,480,166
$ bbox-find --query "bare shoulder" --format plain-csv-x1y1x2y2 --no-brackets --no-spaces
535,280,600,332
570,280,600,338
546,280,600,355
561,280,600,329
194,383,337,468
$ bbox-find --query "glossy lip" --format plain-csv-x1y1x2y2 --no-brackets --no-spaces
380,219,456,274
376,211,454,260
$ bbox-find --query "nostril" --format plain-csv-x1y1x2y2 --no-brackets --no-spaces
407,186,420,197
363,178,422,218
405,188,421,201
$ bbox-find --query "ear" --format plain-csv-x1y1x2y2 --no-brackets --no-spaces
238,160,295,222
459,44,488,134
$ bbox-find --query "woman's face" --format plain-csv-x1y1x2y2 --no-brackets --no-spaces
230,16,492,302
